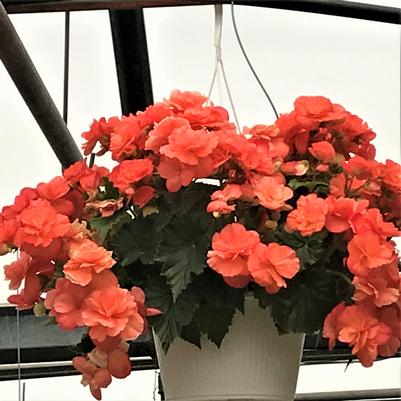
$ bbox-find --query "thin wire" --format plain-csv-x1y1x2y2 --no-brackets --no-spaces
63,11,70,124
230,1,279,120
16,250,24,401
219,59,240,130
16,304,22,401
207,4,241,131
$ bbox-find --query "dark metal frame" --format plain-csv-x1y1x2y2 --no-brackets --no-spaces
0,0,400,390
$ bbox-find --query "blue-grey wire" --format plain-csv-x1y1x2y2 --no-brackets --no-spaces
230,1,279,120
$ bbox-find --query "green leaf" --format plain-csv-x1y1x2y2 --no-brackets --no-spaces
288,178,329,192
180,320,201,349
112,215,162,266
89,210,132,244
146,277,197,352
267,267,352,334
157,211,215,301
195,304,235,348
271,229,328,269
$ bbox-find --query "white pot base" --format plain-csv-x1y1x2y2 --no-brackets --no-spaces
155,297,304,401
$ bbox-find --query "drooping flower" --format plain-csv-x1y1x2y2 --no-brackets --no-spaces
82,117,113,156
248,242,300,293
336,304,391,367
207,223,260,278
63,239,116,286
82,286,144,342
45,270,118,330
73,356,112,400
323,302,346,350
346,232,395,276
353,266,400,307
285,194,328,236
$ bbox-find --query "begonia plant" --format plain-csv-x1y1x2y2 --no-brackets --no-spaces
1,90,400,399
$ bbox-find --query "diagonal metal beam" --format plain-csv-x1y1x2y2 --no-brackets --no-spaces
109,8,153,115
0,1,82,169
2,0,401,25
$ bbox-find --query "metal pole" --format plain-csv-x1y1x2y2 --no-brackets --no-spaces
2,0,401,25
0,1,82,168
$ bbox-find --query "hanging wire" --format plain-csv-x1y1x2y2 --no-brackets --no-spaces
230,1,279,120
16,250,25,401
207,4,241,131
63,11,70,124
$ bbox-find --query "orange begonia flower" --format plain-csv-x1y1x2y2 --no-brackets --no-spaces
308,141,336,163
13,199,71,248
325,196,369,233
64,239,116,286
285,194,328,236
160,126,218,166
73,356,112,400
36,176,70,201
109,159,153,194
337,304,391,367
248,242,300,293
207,223,260,278
82,286,144,342
252,176,293,211
323,302,346,350
346,232,395,276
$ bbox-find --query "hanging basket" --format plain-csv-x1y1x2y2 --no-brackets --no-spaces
155,297,304,401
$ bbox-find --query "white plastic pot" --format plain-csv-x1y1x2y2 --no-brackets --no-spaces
155,297,304,401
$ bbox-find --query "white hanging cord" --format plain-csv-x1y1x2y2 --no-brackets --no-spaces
207,4,241,131
230,1,279,120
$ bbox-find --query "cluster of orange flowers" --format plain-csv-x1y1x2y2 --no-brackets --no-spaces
1,90,400,398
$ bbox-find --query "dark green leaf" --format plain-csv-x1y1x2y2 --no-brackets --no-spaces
112,215,162,266
146,277,197,352
267,267,352,334
89,210,132,244
195,304,235,348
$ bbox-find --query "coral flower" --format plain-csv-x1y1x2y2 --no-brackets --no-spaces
109,159,154,194
13,199,71,248
64,239,116,286
207,184,242,215
346,232,395,276
285,194,328,236
378,306,401,357
36,176,70,200
82,286,144,342
308,141,336,163
252,176,293,210
383,159,401,192
82,117,113,156
353,267,400,307
45,270,118,330
207,223,260,278
145,117,190,153
248,242,300,293
73,356,112,400
337,304,391,367
160,126,218,165
325,196,369,233
323,303,346,350
109,115,142,161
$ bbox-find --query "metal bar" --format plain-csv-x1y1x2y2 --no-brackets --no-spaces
0,1,82,169
109,8,153,115
3,0,401,25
